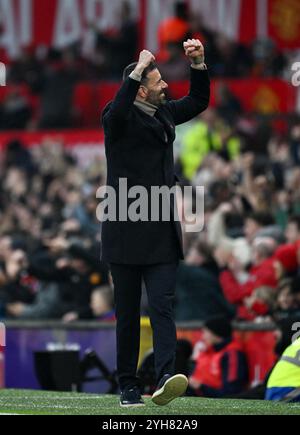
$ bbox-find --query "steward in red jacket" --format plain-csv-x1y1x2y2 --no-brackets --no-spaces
189,316,248,397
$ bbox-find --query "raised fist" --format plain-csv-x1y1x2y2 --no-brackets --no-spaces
137,50,156,69
183,39,205,64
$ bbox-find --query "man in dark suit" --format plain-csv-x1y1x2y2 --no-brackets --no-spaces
101,39,210,407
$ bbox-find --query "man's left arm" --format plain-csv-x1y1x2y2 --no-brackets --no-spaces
166,39,210,126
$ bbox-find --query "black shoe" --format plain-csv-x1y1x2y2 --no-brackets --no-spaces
120,386,145,408
152,374,188,406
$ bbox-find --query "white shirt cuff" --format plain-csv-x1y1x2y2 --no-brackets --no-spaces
191,63,207,71
129,71,142,82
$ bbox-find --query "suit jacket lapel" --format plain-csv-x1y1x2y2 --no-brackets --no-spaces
134,106,175,145
155,108,176,144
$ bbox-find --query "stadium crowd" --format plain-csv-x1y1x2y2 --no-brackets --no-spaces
0,1,299,325
0,1,293,131
175,111,300,323
0,0,300,400
0,138,113,321
0,109,300,324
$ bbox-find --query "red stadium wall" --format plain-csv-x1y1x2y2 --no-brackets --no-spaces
0,130,105,168
0,78,297,139
0,0,299,60
0,129,104,151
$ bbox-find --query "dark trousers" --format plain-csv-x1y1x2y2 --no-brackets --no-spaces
110,262,178,391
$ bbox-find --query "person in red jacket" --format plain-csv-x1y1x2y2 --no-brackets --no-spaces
274,215,300,274
188,316,248,398
157,2,190,62
220,238,281,319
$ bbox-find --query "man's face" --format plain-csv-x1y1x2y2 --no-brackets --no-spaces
0,236,12,260
143,69,168,106
202,328,221,346
90,290,108,316
278,287,294,310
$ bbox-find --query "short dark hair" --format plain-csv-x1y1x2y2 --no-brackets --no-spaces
175,1,189,20
204,316,233,339
246,212,274,227
122,62,158,84
291,276,300,295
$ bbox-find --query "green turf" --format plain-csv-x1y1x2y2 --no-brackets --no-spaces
0,390,299,415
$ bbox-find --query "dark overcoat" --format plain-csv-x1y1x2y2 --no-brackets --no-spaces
101,67,210,264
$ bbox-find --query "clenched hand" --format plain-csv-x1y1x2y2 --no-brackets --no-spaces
183,39,205,65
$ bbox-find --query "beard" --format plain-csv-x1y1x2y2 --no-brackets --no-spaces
146,89,167,106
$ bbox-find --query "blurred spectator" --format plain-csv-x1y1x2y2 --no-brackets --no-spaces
0,138,110,320
208,202,247,247
157,1,190,62
175,240,235,322
0,88,32,130
3,140,36,175
179,109,241,180
215,83,242,124
38,48,81,129
290,123,300,166
0,250,37,314
291,276,300,308
251,38,287,78
95,1,138,79
1,240,109,320
274,278,300,321
270,215,300,275
8,45,45,92
188,316,248,397
244,212,281,243
158,42,190,81
219,238,281,320
212,34,252,78
285,215,300,245
90,286,115,321
28,239,109,322
214,237,251,277
244,286,277,320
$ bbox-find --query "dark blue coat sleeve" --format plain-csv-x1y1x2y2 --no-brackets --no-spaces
102,77,141,125
166,67,210,126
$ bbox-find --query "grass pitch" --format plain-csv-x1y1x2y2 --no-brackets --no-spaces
0,390,299,415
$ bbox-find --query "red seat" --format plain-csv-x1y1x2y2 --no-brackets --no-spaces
167,81,189,100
